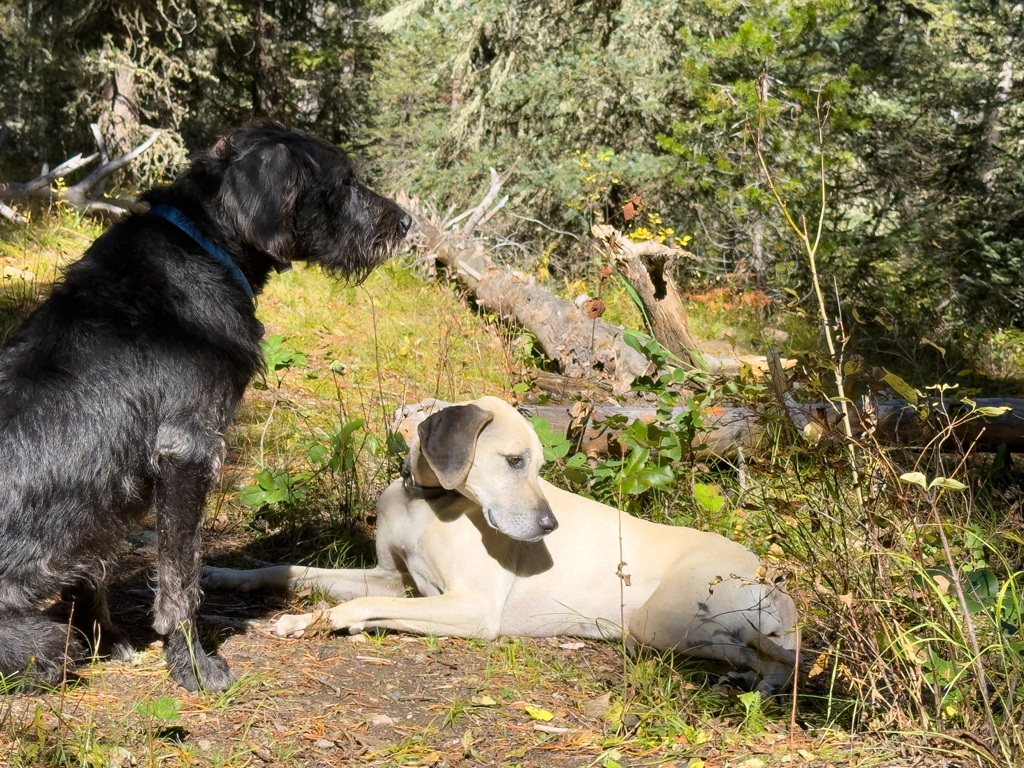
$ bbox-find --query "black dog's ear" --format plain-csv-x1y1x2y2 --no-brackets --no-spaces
219,142,300,266
417,404,494,490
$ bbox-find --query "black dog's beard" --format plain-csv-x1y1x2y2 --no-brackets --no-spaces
318,202,408,285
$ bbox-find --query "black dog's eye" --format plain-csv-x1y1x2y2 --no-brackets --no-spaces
506,455,524,468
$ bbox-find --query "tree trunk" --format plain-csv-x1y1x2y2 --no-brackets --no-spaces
98,41,142,184
592,224,703,367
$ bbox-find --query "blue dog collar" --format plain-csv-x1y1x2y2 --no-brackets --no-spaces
149,204,254,300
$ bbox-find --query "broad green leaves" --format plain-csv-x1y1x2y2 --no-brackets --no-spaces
899,472,968,492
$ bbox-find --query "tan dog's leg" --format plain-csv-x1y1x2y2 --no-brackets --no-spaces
627,562,797,694
274,592,498,639
202,565,404,601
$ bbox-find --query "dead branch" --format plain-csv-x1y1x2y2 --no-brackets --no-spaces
0,202,26,225
0,130,158,221
460,159,520,235
89,123,111,197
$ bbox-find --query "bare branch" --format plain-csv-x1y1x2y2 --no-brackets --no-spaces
0,201,27,224
89,123,111,197
71,131,159,194
461,158,520,234
1,131,158,221
22,153,99,193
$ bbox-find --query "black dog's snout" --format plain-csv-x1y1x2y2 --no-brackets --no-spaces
398,211,413,235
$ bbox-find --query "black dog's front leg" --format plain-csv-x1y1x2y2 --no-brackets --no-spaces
61,579,134,662
153,438,234,692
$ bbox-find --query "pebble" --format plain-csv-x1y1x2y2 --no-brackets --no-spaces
254,746,273,761
315,739,336,749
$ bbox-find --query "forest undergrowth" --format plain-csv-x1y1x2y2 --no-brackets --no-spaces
1,210,1022,768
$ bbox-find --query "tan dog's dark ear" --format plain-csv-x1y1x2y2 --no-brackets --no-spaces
417,404,494,490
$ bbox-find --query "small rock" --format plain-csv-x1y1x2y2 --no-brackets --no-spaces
254,746,273,761
622,713,640,730
197,739,212,751
315,738,336,749
371,714,396,725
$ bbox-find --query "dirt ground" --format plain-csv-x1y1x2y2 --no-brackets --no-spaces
0,525,990,768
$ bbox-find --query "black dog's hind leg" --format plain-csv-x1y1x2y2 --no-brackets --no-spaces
61,580,134,662
0,606,83,688
153,434,234,692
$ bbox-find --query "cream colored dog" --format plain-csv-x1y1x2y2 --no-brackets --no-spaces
203,396,799,693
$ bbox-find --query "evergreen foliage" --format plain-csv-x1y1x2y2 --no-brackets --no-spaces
1,0,1023,347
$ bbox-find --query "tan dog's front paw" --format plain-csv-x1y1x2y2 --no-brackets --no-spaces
274,609,335,638
275,612,313,637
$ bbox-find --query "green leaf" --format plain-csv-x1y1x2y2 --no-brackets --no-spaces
928,477,967,491
978,406,1011,417
139,696,181,722
239,485,267,507
883,373,919,405
618,275,651,329
693,483,727,513
639,464,674,488
342,418,365,437
899,472,928,490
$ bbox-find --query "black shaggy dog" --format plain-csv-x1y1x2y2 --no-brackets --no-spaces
0,125,410,691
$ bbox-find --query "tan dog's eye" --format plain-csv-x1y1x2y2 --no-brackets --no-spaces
506,455,524,468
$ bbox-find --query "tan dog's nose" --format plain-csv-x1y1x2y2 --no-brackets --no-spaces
537,503,558,535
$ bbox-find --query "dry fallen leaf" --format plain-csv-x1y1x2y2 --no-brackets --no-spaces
584,691,613,719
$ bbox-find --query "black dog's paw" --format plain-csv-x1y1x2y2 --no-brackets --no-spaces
166,644,235,692
101,632,135,663
79,622,134,663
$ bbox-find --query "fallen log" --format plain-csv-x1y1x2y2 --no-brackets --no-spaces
398,188,651,395
0,126,158,221
398,186,799,393
394,398,1024,456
